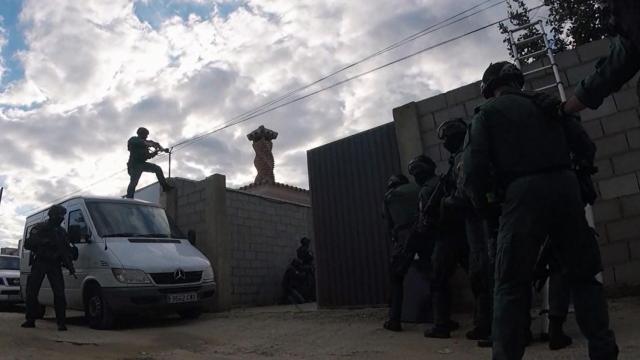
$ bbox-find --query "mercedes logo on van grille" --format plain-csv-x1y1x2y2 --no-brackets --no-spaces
174,269,186,281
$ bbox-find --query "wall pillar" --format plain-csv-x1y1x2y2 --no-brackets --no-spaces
202,174,233,311
160,184,178,221
392,102,423,176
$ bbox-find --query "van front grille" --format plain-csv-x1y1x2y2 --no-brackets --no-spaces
150,271,202,285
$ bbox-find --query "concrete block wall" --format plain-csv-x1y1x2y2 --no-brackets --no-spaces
164,177,313,308
163,175,233,311
173,178,207,237
394,37,640,291
227,190,312,306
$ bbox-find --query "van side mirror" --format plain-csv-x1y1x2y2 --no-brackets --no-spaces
69,225,81,243
69,225,92,243
188,230,196,246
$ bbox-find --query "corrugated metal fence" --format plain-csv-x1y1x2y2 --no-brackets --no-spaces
307,122,401,308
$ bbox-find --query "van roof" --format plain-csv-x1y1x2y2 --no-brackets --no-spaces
26,196,160,220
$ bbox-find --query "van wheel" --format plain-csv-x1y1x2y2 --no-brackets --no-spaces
85,287,114,330
34,304,46,319
177,307,202,319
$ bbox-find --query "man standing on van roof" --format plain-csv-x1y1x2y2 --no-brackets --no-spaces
126,127,174,199
22,205,76,331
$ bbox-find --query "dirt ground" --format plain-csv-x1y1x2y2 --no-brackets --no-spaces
1,297,639,360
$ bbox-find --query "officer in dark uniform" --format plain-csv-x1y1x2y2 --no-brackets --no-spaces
297,237,314,267
296,237,316,301
464,61,618,359
438,119,492,343
382,173,421,331
418,125,468,339
281,258,307,304
404,155,463,338
534,91,600,351
563,0,640,114
126,127,174,199
22,205,76,331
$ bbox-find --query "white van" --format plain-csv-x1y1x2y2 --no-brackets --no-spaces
0,255,21,304
19,196,216,329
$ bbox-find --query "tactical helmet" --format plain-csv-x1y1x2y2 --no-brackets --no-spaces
387,174,409,190
136,127,150,136
480,61,525,99
48,204,67,218
407,155,436,176
437,118,468,140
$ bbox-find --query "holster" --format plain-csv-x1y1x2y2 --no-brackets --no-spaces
577,172,598,205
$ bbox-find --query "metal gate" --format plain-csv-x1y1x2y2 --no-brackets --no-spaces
307,122,401,308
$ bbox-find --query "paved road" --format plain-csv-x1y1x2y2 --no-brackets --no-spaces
1,297,638,359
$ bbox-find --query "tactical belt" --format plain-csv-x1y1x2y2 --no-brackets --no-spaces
504,165,571,185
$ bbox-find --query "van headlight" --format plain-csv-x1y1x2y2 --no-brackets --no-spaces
202,266,214,282
112,268,151,284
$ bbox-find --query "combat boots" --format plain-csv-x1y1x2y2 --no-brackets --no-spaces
548,316,572,350
20,320,35,328
424,320,460,339
383,319,402,332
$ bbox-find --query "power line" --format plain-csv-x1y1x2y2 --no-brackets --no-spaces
166,5,546,152
16,2,543,217
165,1,545,152
134,0,510,164
170,0,505,150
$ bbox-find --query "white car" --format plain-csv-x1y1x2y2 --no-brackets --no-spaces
0,255,21,304
20,196,216,329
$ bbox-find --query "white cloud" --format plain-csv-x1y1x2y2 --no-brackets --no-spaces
0,0,517,246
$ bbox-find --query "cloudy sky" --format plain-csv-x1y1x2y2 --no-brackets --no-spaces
0,0,546,246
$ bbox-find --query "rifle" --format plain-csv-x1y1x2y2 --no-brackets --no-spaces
144,140,170,154
574,160,598,205
419,159,456,232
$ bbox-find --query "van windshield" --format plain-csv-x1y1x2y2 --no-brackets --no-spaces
87,202,177,238
0,256,19,270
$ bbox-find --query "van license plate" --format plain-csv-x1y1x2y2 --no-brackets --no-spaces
167,293,197,304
